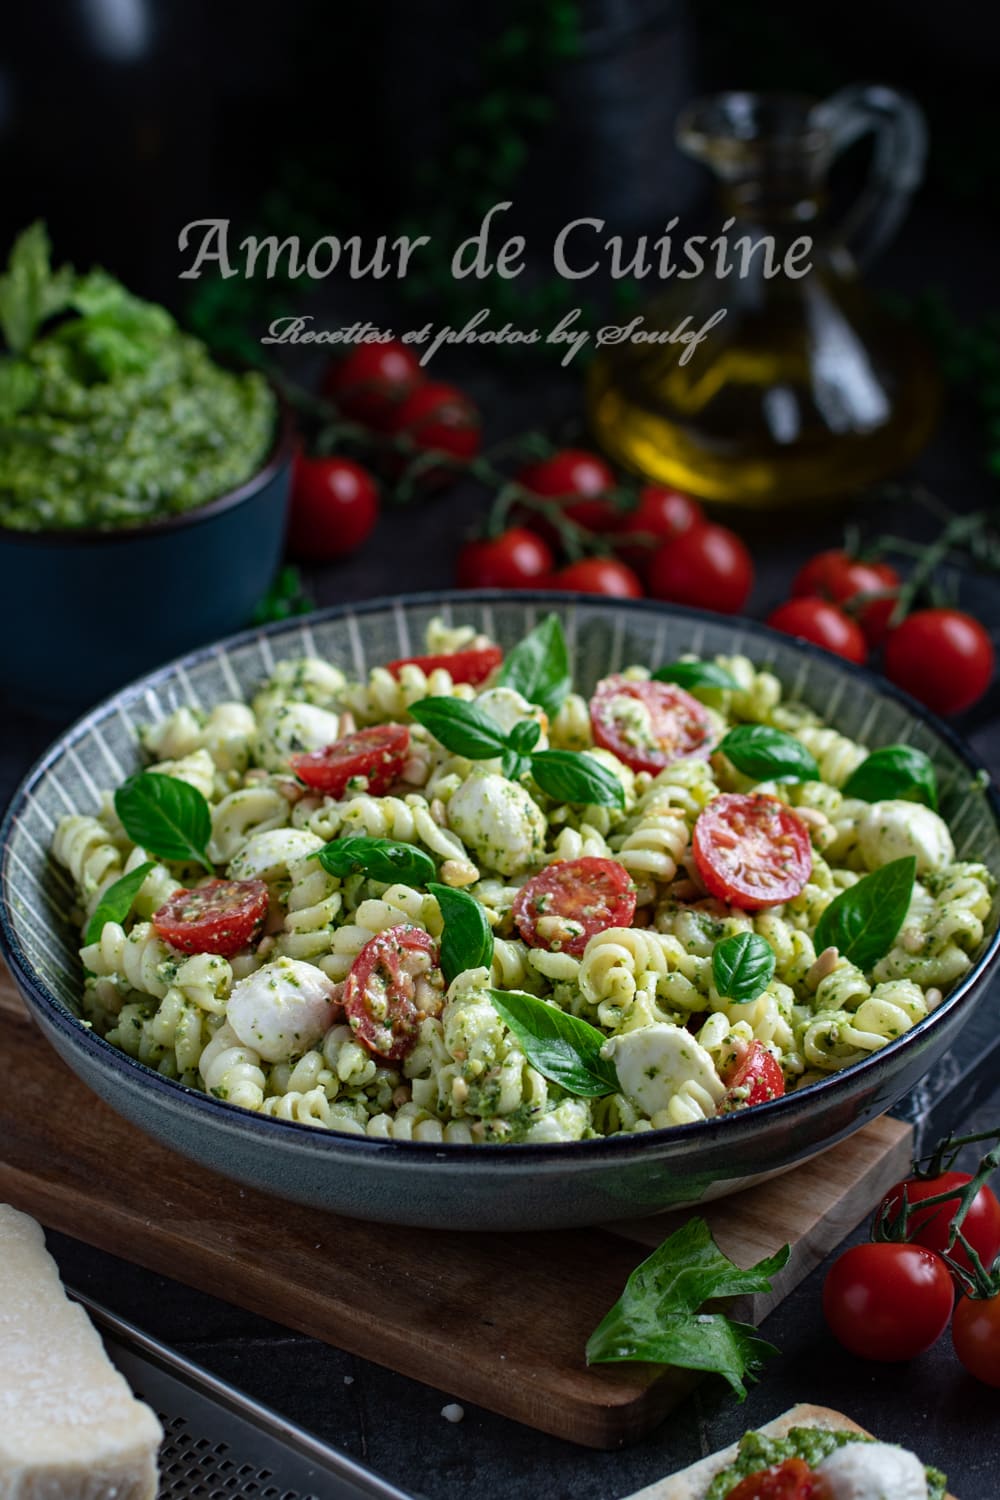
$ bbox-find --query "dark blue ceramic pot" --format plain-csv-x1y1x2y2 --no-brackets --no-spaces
0,401,294,718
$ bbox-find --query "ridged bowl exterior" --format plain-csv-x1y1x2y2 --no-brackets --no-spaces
2,593,998,1229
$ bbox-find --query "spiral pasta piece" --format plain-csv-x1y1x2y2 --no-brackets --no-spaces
53,815,127,916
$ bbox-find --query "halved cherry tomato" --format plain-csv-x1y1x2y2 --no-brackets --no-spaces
884,608,994,717
153,879,269,957
693,794,812,910
517,448,619,532
590,675,713,774
792,549,900,647
457,528,554,589
548,558,643,598
953,1291,1000,1387
389,381,481,464
727,1457,819,1500
323,340,424,429
878,1171,1000,1280
384,645,502,686
766,598,867,665
290,724,410,798
647,523,754,614
720,1040,786,1111
822,1242,953,1360
512,858,636,957
613,486,705,574
286,453,379,562
344,925,442,1060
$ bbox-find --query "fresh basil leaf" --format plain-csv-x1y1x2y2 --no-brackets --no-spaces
0,221,75,355
718,726,820,785
500,747,531,781
429,883,494,984
495,614,572,718
586,1217,790,1399
842,745,939,811
315,836,436,886
529,750,626,809
653,661,741,692
509,719,542,755
813,856,916,971
114,773,213,872
712,932,776,1004
408,698,510,759
487,988,619,1097
84,862,155,944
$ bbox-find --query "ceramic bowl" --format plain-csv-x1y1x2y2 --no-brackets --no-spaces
0,398,294,719
2,593,998,1230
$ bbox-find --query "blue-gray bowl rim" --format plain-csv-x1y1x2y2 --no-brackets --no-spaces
2,588,998,1164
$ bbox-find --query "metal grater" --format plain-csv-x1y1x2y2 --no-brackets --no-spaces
75,1293,415,1500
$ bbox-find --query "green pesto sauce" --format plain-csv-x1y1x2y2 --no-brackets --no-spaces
706,1427,946,1500
0,232,275,531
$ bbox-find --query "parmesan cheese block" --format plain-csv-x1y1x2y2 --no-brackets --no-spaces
0,1205,162,1500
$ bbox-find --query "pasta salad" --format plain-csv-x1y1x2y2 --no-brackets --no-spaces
52,616,995,1145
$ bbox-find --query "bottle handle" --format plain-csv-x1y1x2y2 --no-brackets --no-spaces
811,84,927,268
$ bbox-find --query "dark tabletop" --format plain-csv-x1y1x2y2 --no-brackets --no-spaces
4,197,1000,1499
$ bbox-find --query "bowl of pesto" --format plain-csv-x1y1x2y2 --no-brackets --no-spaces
0,223,292,716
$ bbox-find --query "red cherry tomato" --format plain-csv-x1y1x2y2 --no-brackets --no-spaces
290,724,410,798
766,598,868,666
590,675,713,774
720,1040,786,1111
792,549,900,647
884,608,995,716
323,340,424,429
822,1242,953,1360
517,449,619,532
384,645,502,686
727,1457,819,1500
286,453,379,562
648,524,754,614
390,381,481,465
457,528,555,589
693,794,813,911
548,557,644,597
878,1172,1000,1280
953,1291,1000,1387
153,879,269,958
614,486,705,574
512,858,637,957
343,925,442,1060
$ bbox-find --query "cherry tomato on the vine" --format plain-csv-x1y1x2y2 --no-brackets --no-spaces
766,598,867,666
323,340,424,429
286,453,379,562
613,486,705,574
517,448,619,531
719,1041,786,1111
878,1171,1000,1280
548,557,643,598
389,381,481,466
792,549,900,647
457,527,554,589
648,524,754,614
153,879,269,958
822,1242,953,1360
884,608,994,716
953,1291,1000,1387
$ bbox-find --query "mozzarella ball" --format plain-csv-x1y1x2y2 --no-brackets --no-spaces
446,771,546,877
229,828,323,884
815,1441,928,1500
253,702,345,772
603,1023,726,1118
227,956,338,1062
857,800,955,876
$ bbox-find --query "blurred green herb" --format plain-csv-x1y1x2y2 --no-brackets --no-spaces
251,565,315,625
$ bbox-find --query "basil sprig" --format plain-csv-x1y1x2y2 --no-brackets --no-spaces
718,726,820,785
114,772,213,872
813,856,916,971
429,883,494,984
315,836,436,886
712,932,776,1004
487,988,619,1096
842,745,939,811
586,1217,790,1399
653,661,741,692
408,698,625,809
84,862,155,944
495,614,571,718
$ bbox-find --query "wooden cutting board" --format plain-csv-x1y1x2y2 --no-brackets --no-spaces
0,968,912,1449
